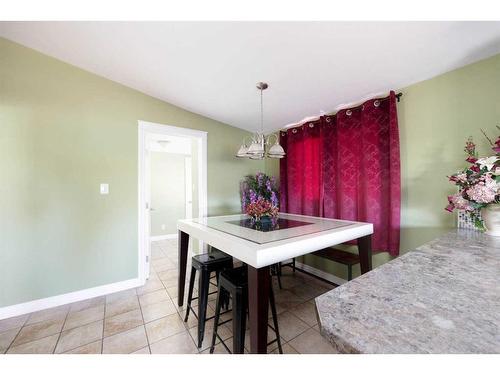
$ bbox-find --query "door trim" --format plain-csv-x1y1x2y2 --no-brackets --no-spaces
138,120,208,283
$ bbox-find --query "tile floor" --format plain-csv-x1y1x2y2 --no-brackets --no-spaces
0,239,338,354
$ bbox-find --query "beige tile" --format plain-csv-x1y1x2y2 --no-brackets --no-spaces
289,283,330,301
8,334,59,354
69,296,106,313
152,258,177,273
131,346,151,354
188,323,231,351
64,305,105,331
136,278,165,296
157,271,179,286
289,301,319,327
105,295,139,318
0,327,21,353
272,311,309,342
138,289,170,307
104,309,143,337
183,305,215,329
13,318,64,346
26,305,70,325
150,331,198,354
105,288,137,304
270,343,299,354
64,340,102,354
145,314,185,343
288,328,338,354
141,300,177,323
55,320,103,353
274,290,305,311
0,314,29,333
102,326,148,354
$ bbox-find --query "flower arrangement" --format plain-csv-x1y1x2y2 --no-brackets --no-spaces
240,172,279,220
445,126,500,230
245,197,279,220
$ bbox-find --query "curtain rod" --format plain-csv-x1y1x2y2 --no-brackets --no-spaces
280,92,403,131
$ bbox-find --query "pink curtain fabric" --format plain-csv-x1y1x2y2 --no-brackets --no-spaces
280,91,401,256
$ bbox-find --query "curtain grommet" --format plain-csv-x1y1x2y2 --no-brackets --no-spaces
292,129,297,134
374,100,380,107
346,110,352,116
325,117,331,123
309,123,314,128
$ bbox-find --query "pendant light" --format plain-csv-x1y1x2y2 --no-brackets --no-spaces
235,82,286,159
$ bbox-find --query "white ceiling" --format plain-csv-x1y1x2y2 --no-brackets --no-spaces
1,21,500,133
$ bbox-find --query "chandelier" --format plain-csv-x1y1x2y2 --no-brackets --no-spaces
235,82,286,159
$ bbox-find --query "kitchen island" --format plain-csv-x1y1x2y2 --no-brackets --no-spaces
315,230,500,353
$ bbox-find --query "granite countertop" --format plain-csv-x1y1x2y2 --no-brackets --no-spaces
315,229,500,353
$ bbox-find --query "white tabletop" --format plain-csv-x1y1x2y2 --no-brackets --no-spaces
178,213,373,268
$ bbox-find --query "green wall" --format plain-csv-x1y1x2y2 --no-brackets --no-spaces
0,37,262,307
266,52,500,280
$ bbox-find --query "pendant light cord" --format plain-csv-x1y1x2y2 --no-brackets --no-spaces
260,88,264,134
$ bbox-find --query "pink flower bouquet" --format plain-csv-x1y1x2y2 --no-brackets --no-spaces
446,127,500,229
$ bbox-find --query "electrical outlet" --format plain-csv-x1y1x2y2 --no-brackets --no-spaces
100,183,109,195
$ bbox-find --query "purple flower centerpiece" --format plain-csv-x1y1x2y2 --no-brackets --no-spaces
446,126,500,235
241,172,279,229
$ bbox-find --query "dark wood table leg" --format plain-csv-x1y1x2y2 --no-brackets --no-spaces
177,230,190,306
358,234,372,274
247,265,270,354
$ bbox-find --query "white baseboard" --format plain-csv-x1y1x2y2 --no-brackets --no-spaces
294,261,347,286
0,278,143,320
150,234,177,242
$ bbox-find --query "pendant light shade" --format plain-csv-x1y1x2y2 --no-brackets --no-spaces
234,82,286,160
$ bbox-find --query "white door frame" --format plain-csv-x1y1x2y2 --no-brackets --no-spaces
138,120,208,283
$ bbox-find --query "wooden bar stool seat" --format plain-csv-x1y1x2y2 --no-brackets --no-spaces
312,247,360,281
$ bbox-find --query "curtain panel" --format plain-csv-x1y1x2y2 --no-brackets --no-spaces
280,91,401,256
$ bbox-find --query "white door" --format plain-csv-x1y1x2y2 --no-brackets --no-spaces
185,157,193,220
144,145,152,280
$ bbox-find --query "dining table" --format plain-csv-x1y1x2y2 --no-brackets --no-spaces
176,212,373,354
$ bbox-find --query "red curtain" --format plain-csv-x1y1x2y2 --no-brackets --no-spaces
280,91,401,256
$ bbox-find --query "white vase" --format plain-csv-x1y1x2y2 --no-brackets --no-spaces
481,204,500,236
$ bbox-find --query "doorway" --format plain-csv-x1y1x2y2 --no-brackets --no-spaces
138,121,207,282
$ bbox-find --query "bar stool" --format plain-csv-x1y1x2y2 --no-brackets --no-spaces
184,249,233,348
209,265,283,354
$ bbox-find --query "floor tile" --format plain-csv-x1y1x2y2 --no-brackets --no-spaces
138,289,170,307
69,296,106,313
288,328,338,354
145,313,185,343
289,283,330,301
187,323,231,352
63,340,102,354
104,309,143,337
289,301,319,327
150,331,198,354
272,311,309,342
26,305,70,325
0,327,21,353
105,288,137,304
271,343,299,354
64,305,105,331
136,278,165,296
13,319,64,346
7,334,59,354
102,326,148,354
0,314,29,333
55,320,103,353
105,295,140,318
131,346,151,354
141,300,177,323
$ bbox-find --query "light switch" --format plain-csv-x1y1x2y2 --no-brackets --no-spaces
100,183,109,195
